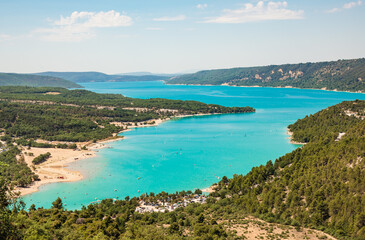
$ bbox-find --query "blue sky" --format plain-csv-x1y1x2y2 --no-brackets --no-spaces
0,0,364,74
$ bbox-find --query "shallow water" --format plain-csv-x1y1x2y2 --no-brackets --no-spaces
22,82,365,210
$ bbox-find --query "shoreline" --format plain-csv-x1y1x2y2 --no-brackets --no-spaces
202,184,217,193
16,113,220,197
165,82,364,94
287,129,307,145
15,138,121,197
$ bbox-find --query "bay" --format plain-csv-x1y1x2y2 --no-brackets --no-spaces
22,82,365,210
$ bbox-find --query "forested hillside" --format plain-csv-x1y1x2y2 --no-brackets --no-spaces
0,100,363,239
0,73,81,88
36,72,169,83
167,58,365,92
211,100,365,239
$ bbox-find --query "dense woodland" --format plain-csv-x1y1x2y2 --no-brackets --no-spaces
0,73,81,88
0,96,364,239
167,58,365,92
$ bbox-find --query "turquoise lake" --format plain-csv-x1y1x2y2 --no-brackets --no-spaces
22,82,365,210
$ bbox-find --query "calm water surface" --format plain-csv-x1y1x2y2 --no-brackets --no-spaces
22,82,365,209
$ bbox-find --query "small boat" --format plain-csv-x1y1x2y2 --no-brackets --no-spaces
137,177,141,180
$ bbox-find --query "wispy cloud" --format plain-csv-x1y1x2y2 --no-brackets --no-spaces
327,0,362,13
344,0,362,9
0,34,12,41
35,10,133,42
0,34,31,42
197,4,208,10
153,15,186,22
146,27,163,31
204,1,304,23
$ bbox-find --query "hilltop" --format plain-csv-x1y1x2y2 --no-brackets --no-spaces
167,58,365,93
0,73,81,88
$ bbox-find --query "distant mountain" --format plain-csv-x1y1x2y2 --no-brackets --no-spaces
35,72,113,83
118,71,154,76
113,75,171,82
118,72,178,77
0,73,81,88
167,58,365,92
36,71,170,83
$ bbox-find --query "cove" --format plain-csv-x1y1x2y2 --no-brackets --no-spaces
22,81,365,210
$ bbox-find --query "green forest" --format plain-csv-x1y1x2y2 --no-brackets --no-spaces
0,96,363,239
167,58,365,92
0,73,81,88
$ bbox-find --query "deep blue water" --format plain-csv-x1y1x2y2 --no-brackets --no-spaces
22,82,365,210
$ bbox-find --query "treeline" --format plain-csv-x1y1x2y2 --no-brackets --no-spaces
15,139,77,150
32,152,51,165
167,58,365,92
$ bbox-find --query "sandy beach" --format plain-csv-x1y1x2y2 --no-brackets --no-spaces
202,184,218,193
15,136,128,197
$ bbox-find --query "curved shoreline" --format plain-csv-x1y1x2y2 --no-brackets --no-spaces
16,113,227,197
16,138,120,197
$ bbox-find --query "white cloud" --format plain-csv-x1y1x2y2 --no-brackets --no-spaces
327,8,340,13
35,10,132,42
153,15,186,22
204,1,304,23
344,0,362,9
197,4,208,10
327,0,362,13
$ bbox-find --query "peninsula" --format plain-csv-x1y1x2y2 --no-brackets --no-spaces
0,86,254,196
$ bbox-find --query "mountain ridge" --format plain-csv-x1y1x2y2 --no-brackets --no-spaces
35,71,170,83
167,58,365,93
0,73,81,88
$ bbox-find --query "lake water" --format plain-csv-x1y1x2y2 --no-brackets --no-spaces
22,82,365,210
